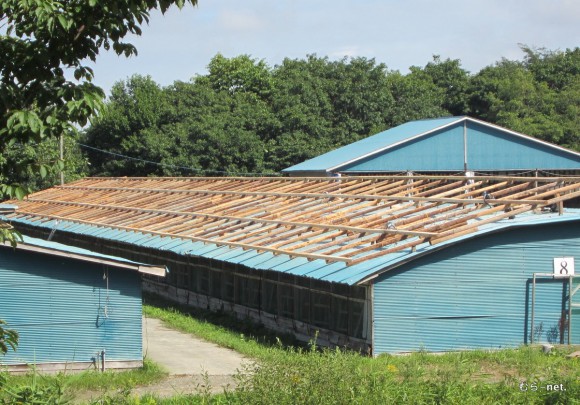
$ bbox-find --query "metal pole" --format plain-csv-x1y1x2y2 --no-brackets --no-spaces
463,121,468,172
569,276,573,345
531,273,536,344
59,134,64,185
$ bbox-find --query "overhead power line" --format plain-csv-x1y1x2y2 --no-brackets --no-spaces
78,143,281,177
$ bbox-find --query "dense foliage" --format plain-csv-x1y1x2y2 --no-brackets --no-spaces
83,47,580,177
0,0,197,247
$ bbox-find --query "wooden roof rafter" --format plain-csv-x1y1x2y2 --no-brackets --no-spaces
9,175,580,265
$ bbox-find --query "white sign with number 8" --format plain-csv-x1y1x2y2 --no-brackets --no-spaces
553,257,575,277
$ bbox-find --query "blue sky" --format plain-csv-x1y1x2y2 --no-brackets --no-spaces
90,0,580,95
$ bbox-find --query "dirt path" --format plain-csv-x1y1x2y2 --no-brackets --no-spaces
73,317,250,403
142,317,248,376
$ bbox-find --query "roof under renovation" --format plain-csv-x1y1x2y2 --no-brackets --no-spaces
4,175,580,285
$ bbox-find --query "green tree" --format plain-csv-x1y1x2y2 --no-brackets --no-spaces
521,46,580,150
84,73,277,177
205,53,273,99
385,69,447,127
0,133,88,192
83,48,580,177
0,0,196,239
414,55,471,115
83,75,175,176
522,46,580,91
268,55,395,169
468,59,564,144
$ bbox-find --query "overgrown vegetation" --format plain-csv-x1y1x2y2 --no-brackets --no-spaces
82,47,580,177
0,358,167,404
144,297,580,404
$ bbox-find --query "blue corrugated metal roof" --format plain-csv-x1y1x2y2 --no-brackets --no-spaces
5,235,166,275
6,210,580,285
283,117,462,172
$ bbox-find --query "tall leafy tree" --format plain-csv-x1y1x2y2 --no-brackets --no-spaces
414,55,471,115
0,133,88,192
385,69,447,127
205,53,273,99
83,48,580,178
0,0,196,244
268,55,395,169
522,46,580,91
83,75,175,176
521,46,580,150
468,59,563,145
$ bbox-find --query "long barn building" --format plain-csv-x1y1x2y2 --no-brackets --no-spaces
4,175,580,354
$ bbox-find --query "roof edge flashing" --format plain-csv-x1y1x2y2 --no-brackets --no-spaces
2,240,167,277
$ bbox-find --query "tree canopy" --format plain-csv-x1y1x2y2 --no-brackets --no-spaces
0,0,197,245
83,47,580,177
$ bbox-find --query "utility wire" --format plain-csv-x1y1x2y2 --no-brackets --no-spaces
78,143,282,177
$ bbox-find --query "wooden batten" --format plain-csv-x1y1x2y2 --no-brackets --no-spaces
9,175,580,265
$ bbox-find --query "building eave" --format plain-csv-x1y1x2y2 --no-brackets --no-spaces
2,237,167,277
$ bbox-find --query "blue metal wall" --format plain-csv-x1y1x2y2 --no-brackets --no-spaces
0,248,142,366
373,223,580,354
342,121,580,173
465,121,580,171
343,125,465,172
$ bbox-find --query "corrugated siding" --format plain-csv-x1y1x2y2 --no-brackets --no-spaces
343,124,465,172
283,117,461,172
0,248,142,365
373,223,580,354
466,121,580,170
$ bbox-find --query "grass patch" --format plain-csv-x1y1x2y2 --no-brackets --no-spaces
0,357,168,403
2,357,166,391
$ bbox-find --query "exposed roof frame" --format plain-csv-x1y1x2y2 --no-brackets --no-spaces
7,175,580,266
